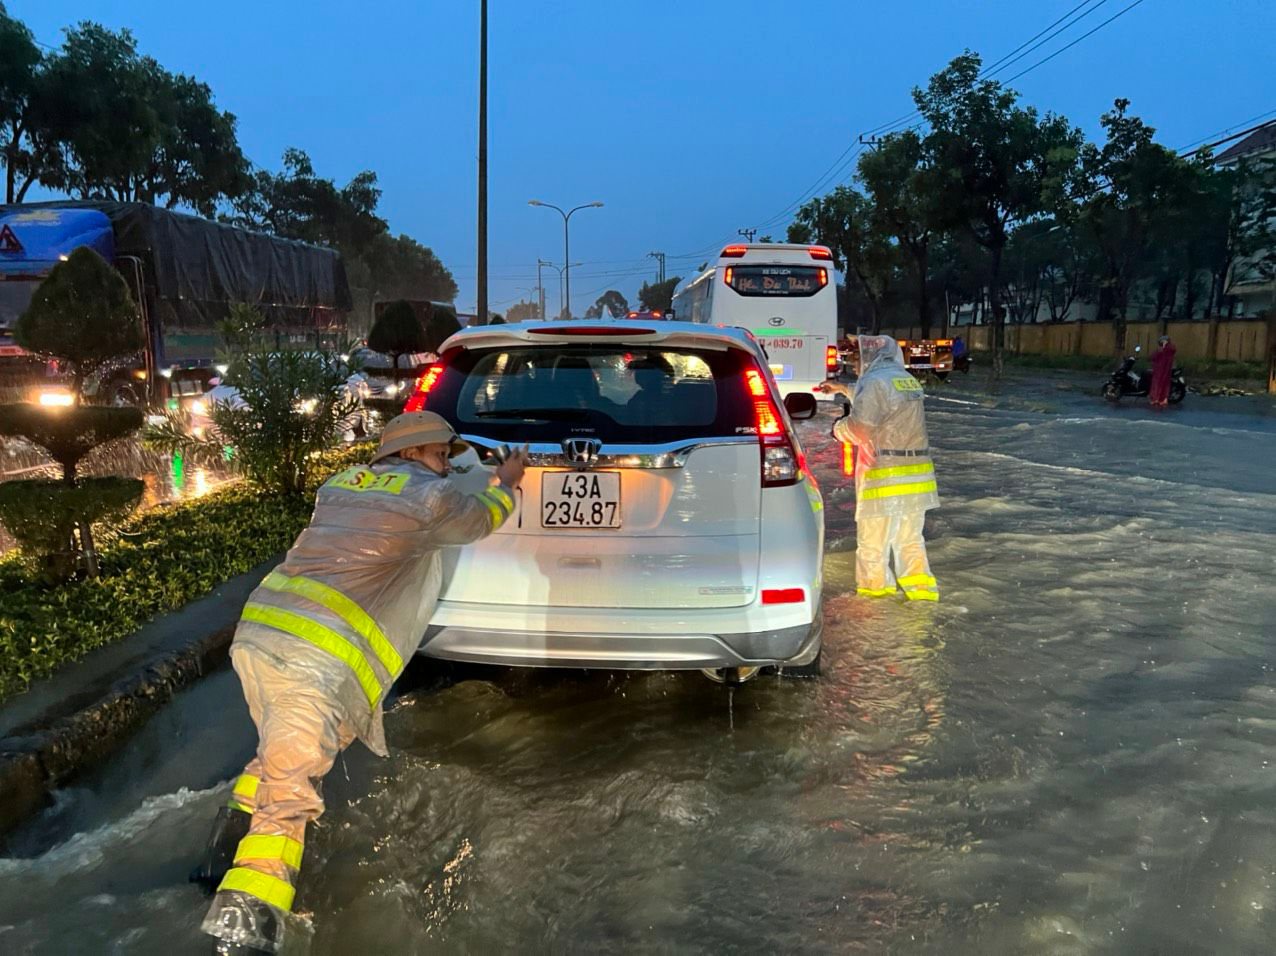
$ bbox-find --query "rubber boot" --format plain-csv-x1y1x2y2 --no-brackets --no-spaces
203,889,283,954
191,806,252,892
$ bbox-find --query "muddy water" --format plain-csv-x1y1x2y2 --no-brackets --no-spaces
3,371,1275,954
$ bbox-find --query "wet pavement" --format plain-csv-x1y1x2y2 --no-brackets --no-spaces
2,368,1276,954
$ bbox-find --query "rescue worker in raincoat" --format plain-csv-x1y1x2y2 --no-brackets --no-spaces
818,335,940,601
195,411,528,954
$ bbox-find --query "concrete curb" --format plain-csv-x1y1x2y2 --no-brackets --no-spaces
0,558,278,838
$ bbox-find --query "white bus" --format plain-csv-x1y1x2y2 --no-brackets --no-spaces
671,243,839,399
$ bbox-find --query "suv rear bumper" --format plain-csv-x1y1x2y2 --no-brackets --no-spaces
419,602,822,670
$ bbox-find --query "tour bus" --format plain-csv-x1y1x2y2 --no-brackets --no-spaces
671,243,839,399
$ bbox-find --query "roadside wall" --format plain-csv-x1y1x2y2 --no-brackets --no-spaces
872,317,1272,362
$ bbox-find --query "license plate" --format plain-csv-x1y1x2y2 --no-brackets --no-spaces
541,471,622,529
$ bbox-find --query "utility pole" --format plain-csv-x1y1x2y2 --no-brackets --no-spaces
737,228,757,244
858,133,883,149
536,258,551,320
647,251,666,284
476,0,489,325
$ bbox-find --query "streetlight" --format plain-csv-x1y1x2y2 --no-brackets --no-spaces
539,260,581,320
528,200,603,319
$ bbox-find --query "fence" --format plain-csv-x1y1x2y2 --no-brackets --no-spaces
875,317,1274,364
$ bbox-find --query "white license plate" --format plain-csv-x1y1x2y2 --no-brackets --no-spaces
541,471,622,529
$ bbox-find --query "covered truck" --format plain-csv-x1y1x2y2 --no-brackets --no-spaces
0,202,352,406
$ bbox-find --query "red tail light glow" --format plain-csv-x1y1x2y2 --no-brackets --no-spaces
744,366,800,486
404,364,443,412
762,588,806,605
808,246,833,261
825,345,838,371
842,442,855,476
724,266,734,286
817,267,828,286
720,244,748,258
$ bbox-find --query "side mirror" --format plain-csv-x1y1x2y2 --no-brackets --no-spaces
783,392,818,420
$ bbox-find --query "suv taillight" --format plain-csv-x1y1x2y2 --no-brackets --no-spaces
404,363,444,412
825,345,838,373
744,366,800,488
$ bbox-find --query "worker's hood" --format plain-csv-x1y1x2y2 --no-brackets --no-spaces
0,207,113,275
857,334,906,376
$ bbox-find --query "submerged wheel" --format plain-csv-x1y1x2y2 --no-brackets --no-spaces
1168,381,1186,405
701,666,762,685
1101,382,1122,403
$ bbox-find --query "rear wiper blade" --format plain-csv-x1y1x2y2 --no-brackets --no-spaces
474,407,593,421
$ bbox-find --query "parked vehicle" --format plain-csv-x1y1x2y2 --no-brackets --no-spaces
1102,346,1186,404
671,244,840,400
0,202,351,409
404,319,827,683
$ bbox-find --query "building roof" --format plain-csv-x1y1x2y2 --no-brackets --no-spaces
1214,122,1276,165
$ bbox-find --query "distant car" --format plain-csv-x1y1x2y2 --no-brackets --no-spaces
624,309,671,321
403,319,826,682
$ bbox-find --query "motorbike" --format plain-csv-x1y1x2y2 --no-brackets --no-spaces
1101,345,1186,404
953,351,972,374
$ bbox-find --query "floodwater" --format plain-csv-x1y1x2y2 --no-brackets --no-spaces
3,369,1276,954
0,437,234,554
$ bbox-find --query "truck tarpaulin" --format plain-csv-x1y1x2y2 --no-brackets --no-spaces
0,202,352,327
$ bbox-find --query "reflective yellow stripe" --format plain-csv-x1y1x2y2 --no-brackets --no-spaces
477,489,511,528
241,603,382,709
227,800,253,814
892,377,923,392
261,571,403,678
859,479,938,501
219,866,296,912
857,586,897,597
864,463,934,481
897,574,937,587
905,590,939,602
329,467,409,495
235,835,304,870
232,774,259,801
487,486,515,512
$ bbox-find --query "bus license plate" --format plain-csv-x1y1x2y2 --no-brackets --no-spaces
541,472,622,529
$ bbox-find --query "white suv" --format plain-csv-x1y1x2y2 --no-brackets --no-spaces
405,320,825,681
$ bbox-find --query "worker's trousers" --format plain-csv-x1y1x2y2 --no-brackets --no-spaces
211,644,353,917
855,512,938,601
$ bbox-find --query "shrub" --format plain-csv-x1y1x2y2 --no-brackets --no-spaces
14,247,143,400
0,477,144,583
0,442,374,700
0,404,144,483
368,300,428,381
146,348,360,496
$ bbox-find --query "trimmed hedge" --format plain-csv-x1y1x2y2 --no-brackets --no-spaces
0,442,375,702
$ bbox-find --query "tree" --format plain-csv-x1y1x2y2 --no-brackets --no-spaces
584,289,629,318
421,303,461,352
30,22,248,212
914,52,1083,377
0,3,45,202
856,130,943,336
637,277,681,312
1074,100,1191,348
343,233,458,305
506,300,538,323
14,247,143,401
367,299,428,381
789,186,897,332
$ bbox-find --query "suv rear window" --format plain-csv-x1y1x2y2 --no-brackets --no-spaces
425,345,758,443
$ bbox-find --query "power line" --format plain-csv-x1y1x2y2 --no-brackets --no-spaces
1178,108,1276,153
1001,0,1147,84
1180,118,1276,160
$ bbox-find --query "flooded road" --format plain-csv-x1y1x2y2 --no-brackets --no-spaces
0,437,235,554
3,370,1276,954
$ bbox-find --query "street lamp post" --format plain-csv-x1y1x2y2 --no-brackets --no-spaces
528,200,603,319
539,260,581,320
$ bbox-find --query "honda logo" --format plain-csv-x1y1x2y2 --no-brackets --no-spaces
562,438,601,469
